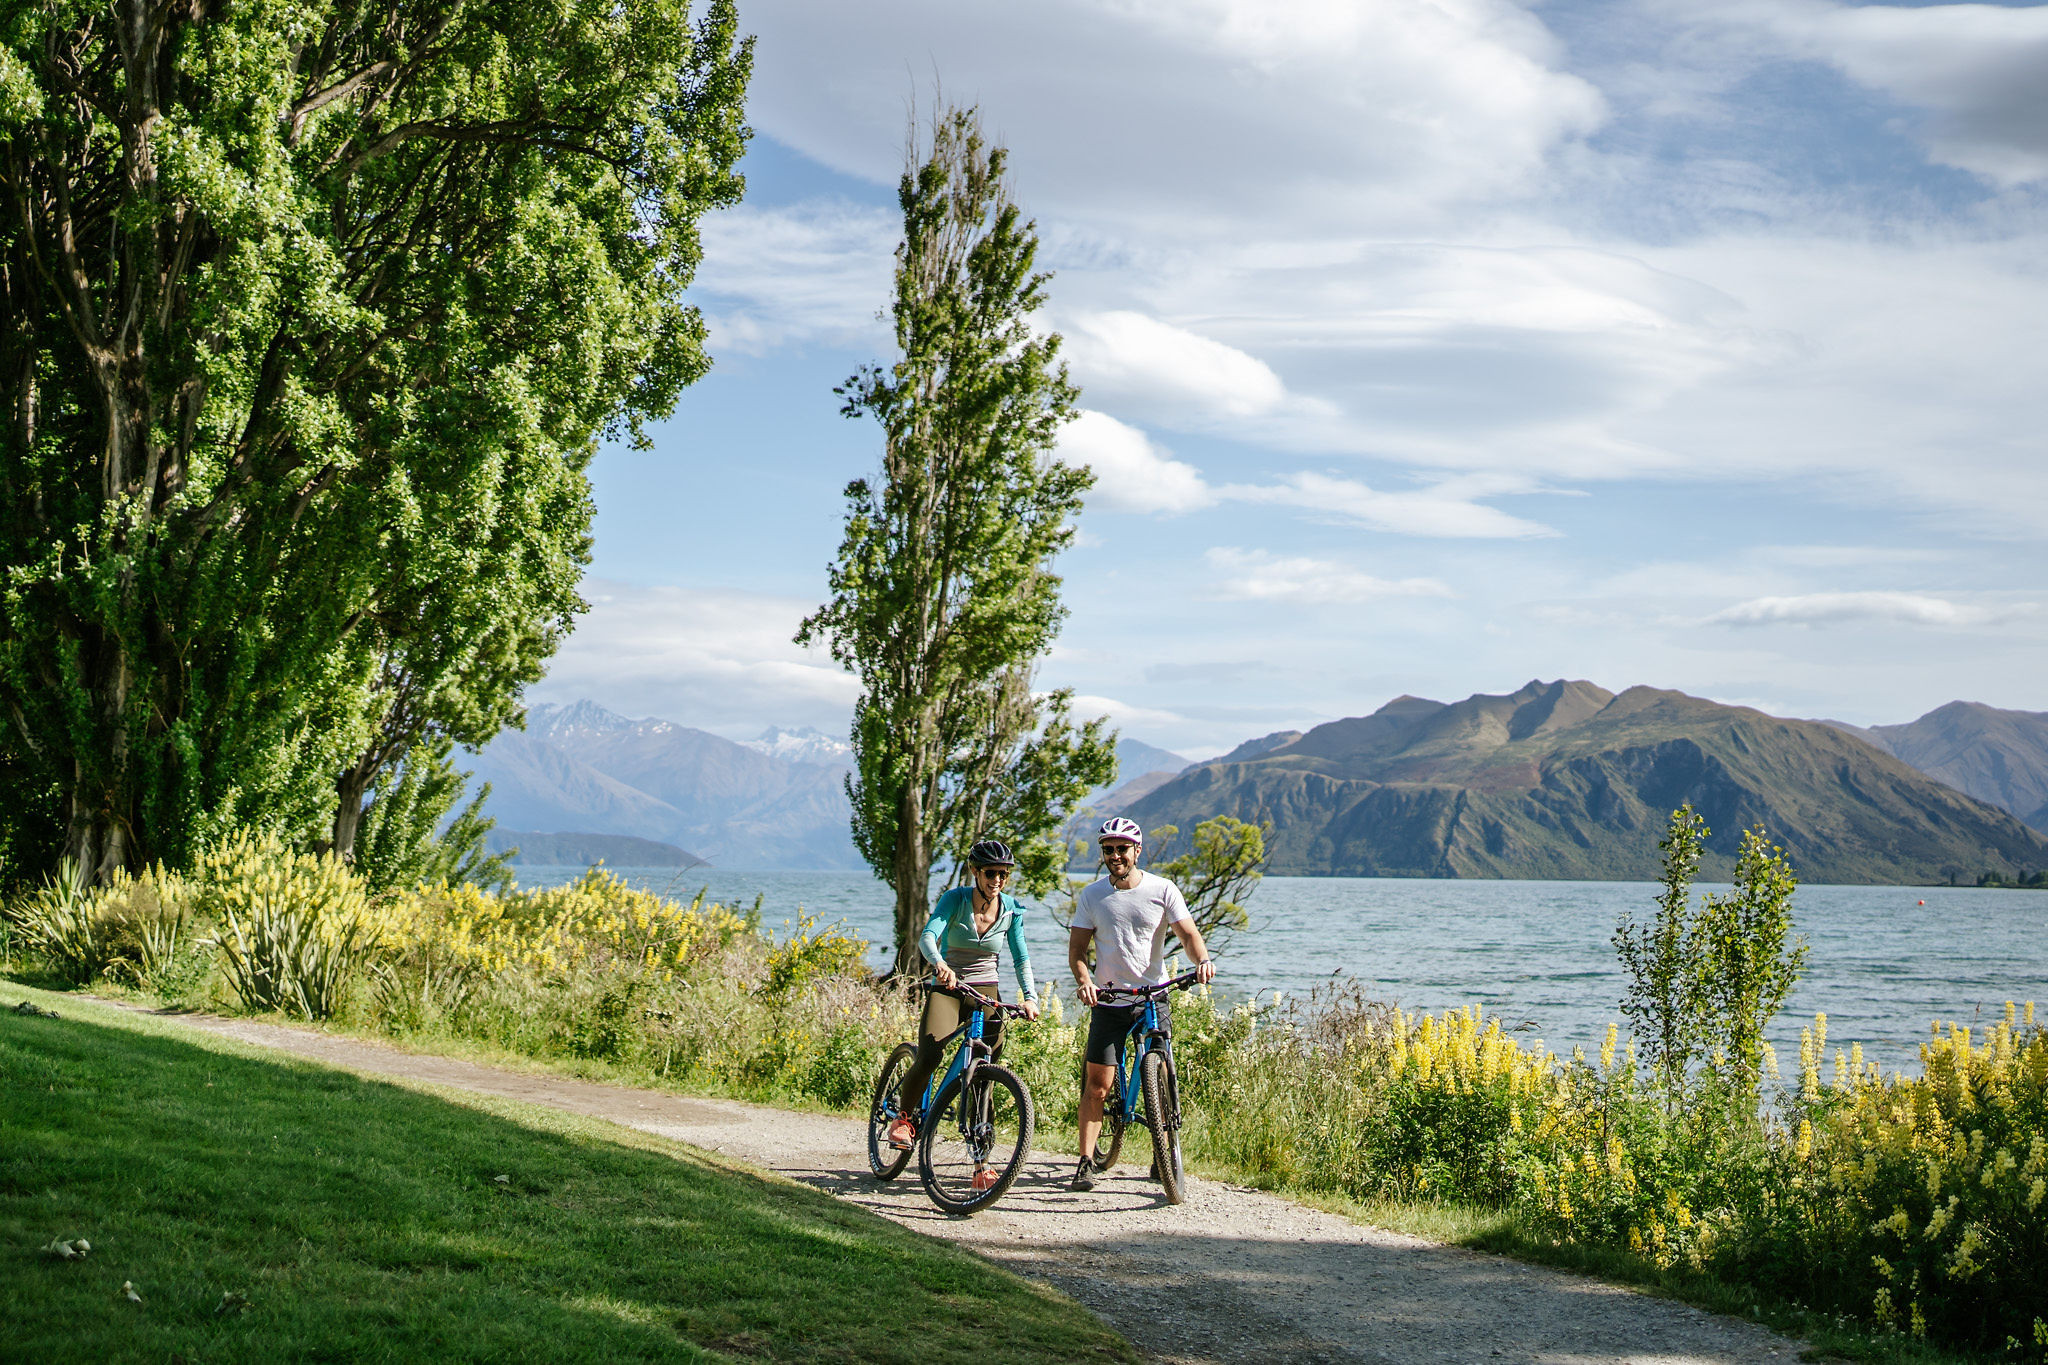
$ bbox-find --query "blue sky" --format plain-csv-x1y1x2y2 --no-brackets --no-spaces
532,0,2048,759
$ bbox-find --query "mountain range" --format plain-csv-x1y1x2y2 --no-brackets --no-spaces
1120,681,2048,884
466,690,2048,881
464,703,862,870
1823,703,2048,834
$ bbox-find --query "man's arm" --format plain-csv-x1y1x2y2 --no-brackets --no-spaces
1171,918,1216,985
1068,926,1099,1006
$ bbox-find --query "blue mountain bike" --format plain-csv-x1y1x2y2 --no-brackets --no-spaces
867,982,1037,1215
1090,968,1200,1204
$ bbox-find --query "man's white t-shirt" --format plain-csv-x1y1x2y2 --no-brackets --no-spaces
1073,871,1191,989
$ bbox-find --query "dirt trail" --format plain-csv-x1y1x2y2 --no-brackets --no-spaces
87,1001,1801,1365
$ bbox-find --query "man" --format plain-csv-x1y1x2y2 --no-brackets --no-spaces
1067,816,1215,1192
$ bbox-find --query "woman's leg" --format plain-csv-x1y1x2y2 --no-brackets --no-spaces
898,990,961,1115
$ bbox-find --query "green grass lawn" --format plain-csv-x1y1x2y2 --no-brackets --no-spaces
0,984,1136,1364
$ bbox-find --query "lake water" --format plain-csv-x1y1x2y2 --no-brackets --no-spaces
513,865,2047,1075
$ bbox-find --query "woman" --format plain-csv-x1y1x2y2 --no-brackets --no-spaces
888,837,1042,1188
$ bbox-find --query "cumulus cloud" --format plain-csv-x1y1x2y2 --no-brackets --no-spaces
1059,410,1216,514
1062,311,1291,419
1204,548,1455,604
1228,471,1560,539
1706,592,2022,628
533,581,858,736
1055,414,1563,538
1729,0,2048,184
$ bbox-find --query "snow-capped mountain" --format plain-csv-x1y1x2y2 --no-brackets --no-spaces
741,725,852,768
467,702,860,869
525,699,642,740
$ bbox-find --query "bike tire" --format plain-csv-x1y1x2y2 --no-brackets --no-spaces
1092,1108,1125,1173
866,1042,919,1180
917,1063,1035,1215
1140,1049,1185,1205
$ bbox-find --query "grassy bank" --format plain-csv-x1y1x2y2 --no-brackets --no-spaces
0,984,1134,1364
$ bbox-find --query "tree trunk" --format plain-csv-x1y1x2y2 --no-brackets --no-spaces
891,780,931,979
331,764,374,863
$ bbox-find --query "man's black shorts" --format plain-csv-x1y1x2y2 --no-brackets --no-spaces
1084,998,1170,1069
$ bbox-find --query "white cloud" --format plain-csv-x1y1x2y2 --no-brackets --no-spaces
1063,311,1290,419
1056,414,1564,538
1066,694,1191,731
743,0,1605,231
1730,1,2048,185
1204,548,1455,604
695,202,896,351
534,581,858,735
1706,592,2021,628
1059,410,1215,514
1228,471,1560,539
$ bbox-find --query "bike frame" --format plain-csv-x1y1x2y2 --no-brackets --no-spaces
883,993,999,1130
1110,995,1175,1128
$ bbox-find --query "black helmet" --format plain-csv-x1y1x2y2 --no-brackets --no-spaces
967,838,1016,869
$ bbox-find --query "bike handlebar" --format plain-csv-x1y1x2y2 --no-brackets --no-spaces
1092,968,1205,1006
925,979,1034,1017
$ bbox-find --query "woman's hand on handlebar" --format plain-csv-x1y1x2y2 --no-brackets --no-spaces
1019,998,1041,1022
932,962,959,991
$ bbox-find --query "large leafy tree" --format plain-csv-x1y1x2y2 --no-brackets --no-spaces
0,0,751,881
798,105,1113,977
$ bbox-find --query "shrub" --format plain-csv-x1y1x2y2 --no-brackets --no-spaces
2,860,191,988
4,860,115,984
193,831,376,1019
761,915,869,998
1774,1007,2048,1352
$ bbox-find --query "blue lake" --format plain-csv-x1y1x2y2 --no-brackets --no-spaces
513,865,2047,1075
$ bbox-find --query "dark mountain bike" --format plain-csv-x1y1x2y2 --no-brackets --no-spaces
1090,968,1200,1204
867,982,1036,1215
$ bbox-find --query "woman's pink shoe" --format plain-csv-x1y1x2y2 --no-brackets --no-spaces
971,1165,1000,1192
886,1116,917,1150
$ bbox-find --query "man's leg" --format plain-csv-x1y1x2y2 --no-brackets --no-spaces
1077,1061,1117,1159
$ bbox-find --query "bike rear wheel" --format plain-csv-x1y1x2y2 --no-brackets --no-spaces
866,1042,919,1180
1139,1049,1185,1204
918,1063,1035,1215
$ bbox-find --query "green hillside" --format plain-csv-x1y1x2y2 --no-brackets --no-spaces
1125,681,2048,883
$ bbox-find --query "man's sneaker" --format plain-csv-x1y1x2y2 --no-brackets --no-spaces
971,1165,1000,1192
1069,1159,1097,1192
886,1117,916,1150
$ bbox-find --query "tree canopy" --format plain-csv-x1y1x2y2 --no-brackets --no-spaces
0,0,751,881
798,105,1112,975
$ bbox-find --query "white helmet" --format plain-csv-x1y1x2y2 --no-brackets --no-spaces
1098,817,1143,846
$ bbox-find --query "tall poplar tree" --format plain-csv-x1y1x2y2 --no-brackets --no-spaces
0,0,751,880
798,106,1113,976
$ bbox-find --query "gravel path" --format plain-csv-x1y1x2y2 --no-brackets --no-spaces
95,1001,1804,1365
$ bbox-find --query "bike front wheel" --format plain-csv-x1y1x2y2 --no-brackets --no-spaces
918,1063,1035,1215
867,1042,919,1180
1139,1049,1185,1204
